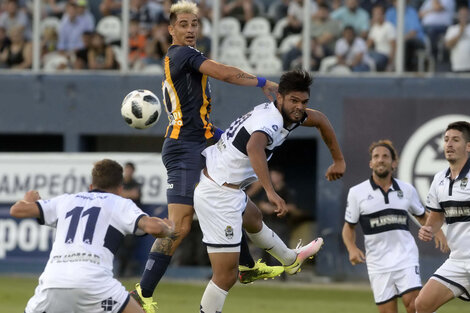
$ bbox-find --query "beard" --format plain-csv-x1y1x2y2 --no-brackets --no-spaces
374,168,391,178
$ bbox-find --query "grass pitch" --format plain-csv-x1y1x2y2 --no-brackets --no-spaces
0,276,467,313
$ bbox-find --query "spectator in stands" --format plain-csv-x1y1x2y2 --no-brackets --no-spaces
267,0,289,22
99,0,121,17
116,162,143,277
40,0,68,18
130,0,163,35
419,0,456,58
359,0,389,14
331,0,370,38
282,37,325,71
129,19,146,69
386,0,425,71
320,25,372,73
0,26,11,60
311,3,342,55
282,0,320,39
76,0,95,27
196,18,211,58
221,0,259,25
0,24,32,69
367,4,396,71
445,5,470,72
87,31,119,69
57,0,94,53
0,0,30,38
155,0,171,24
73,30,92,68
141,19,170,67
41,26,58,56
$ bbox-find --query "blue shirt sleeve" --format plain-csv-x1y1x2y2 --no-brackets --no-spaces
177,46,208,72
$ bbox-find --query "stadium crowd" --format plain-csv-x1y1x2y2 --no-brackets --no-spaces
0,0,469,71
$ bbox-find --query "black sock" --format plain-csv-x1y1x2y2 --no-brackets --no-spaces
238,231,255,268
139,252,172,298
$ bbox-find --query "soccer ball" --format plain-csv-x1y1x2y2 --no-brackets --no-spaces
121,89,162,129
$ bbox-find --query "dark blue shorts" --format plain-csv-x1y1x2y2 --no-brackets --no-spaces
162,138,206,205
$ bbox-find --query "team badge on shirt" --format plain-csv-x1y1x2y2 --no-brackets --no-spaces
101,297,118,311
461,177,468,189
397,190,403,198
225,226,234,239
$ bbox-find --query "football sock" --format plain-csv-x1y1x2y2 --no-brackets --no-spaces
247,222,296,266
238,231,255,268
140,252,172,298
200,280,228,313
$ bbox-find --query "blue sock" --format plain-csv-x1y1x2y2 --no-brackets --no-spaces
140,252,172,298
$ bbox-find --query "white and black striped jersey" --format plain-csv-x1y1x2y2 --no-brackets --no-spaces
203,102,305,188
36,190,147,288
426,159,470,260
345,178,426,274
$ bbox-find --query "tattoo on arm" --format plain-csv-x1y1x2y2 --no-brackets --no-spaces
151,237,174,254
236,73,255,80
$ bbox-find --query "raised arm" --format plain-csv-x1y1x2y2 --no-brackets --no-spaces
199,59,278,101
10,190,41,218
246,132,287,217
302,108,346,181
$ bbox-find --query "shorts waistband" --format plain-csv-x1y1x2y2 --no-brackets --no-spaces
203,168,241,190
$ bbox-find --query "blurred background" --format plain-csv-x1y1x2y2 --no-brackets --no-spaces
0,0,469,284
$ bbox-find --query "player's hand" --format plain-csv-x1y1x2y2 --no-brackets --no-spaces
433,229,449,253
418,225,434,242
24,190,41,202
266,190,288,217
325,159,346,181
161,218,178,240
348,247,365,266
261,80,278,102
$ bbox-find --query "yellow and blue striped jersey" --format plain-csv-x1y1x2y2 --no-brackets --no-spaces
162,45,213,141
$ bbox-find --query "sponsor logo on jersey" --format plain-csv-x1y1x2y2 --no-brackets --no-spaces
225,226,233,239
369,214,407,228
398,114,470,201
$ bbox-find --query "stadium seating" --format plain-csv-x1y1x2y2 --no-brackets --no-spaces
218,17,241,37
96,16,121,44
278,34,301,55
272,17,288,40
43,52,69,72
242,16,271,38
219,49,253,72
248,35,277,65
255,56,282,75
220,34,247,54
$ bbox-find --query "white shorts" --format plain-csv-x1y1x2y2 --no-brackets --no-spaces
369,266,422,305
24,278,129,313
194,172,247,253
431,258,470,301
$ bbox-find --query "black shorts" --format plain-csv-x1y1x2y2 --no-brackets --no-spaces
162,138,206,205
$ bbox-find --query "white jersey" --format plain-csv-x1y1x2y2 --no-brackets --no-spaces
36,190,147,289
203,102,304,187
426,160,470,260
345,178,425,274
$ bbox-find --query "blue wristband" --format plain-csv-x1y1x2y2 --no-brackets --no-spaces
256,77,266,88
213,127,224,141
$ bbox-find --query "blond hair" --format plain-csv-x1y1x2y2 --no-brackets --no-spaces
170,1,198,24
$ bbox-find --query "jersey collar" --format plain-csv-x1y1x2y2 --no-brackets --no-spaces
89,189,107,193
369,177,401,192
445,157,470,181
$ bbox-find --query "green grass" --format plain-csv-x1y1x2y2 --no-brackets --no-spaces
0,276,467,313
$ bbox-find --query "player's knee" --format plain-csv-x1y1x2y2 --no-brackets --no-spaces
414,295,427,313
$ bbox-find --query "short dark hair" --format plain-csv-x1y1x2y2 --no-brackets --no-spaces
92,159,123,190
369,139,398,161
125,162,135,170
278,70,313,96
446,121,470,142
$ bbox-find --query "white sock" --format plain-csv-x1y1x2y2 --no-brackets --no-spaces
200,280,228,313
246,222,296,265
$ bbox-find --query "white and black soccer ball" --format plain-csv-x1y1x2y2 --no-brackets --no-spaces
121,89,161,129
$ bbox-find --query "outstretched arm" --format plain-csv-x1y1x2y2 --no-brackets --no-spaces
137,216,177,239
302,108,346,181
199,59,278,101
247,132,287,217
10,190,41,218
